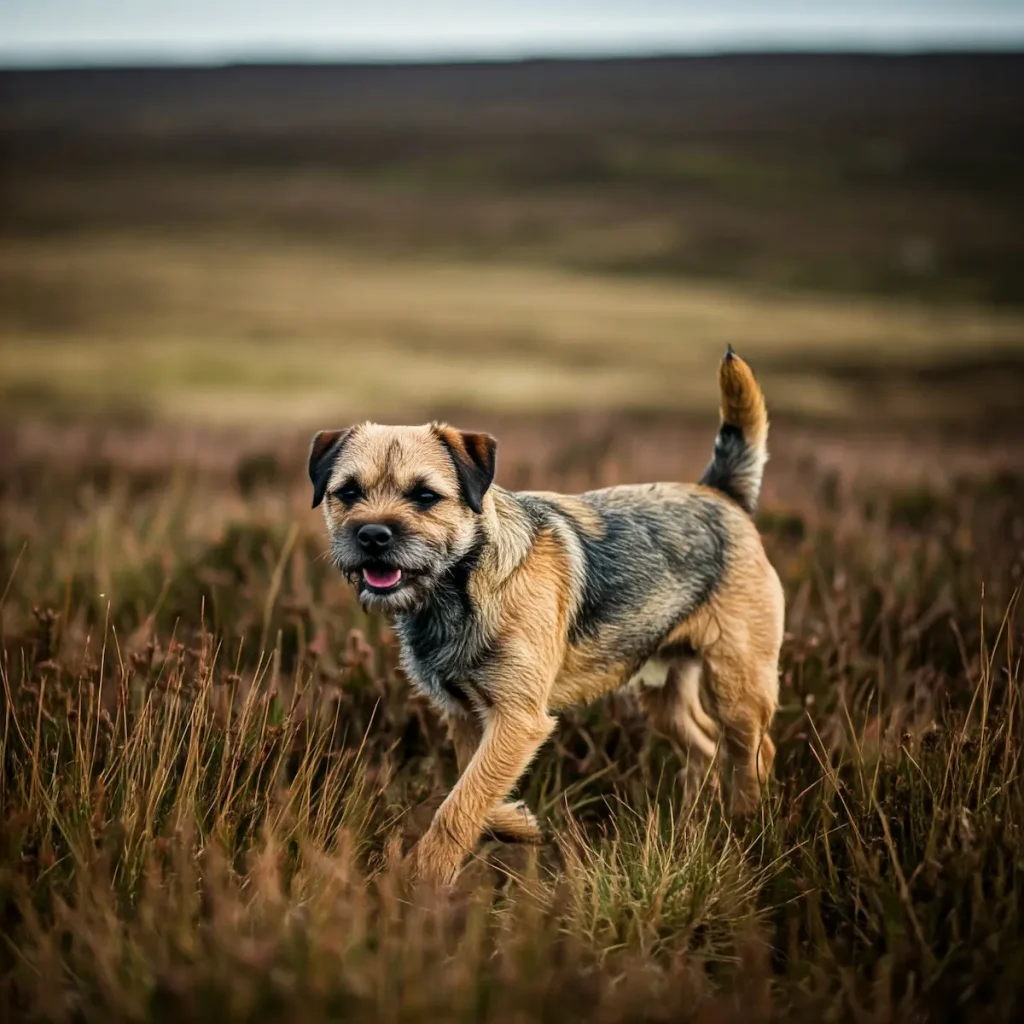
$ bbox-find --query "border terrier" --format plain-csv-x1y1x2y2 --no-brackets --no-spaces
309,347,784,885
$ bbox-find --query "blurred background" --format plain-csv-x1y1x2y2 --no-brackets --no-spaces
1,2,1023,438
5,11,1024,1017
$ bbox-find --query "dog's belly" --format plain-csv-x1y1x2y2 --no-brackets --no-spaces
626,657,672,691
549,651,674,709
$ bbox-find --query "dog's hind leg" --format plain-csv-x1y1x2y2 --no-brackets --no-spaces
636,656,721,799
663,550,783,817
699,633,779,817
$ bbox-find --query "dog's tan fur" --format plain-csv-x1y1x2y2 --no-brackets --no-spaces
309,349,784,885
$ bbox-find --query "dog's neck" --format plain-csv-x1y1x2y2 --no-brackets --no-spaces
391,530,491,710
393,485,533,639
476,485,534,585
391,486,531,665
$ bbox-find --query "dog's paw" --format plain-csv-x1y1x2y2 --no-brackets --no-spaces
408,828,466,888
484,801,545,845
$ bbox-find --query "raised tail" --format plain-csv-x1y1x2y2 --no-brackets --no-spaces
699,345,768,515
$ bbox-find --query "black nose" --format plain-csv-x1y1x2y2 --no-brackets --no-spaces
357,523,393,552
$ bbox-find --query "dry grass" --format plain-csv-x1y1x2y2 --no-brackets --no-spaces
1,415,1023,1022
2,233,1023,427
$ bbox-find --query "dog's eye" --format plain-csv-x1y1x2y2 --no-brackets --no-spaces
408,485,442,508
334,480,363,505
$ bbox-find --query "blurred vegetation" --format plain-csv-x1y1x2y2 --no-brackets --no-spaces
2,54,1024,1021
3,55,1024,304
1,236,1022,427
2,415,1024,1021
2,55,1024,427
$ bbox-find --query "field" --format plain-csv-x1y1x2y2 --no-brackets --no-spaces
2,55,1024,1022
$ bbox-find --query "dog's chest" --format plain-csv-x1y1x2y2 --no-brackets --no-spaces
394,605,489,713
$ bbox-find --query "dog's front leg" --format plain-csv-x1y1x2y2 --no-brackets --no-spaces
445,710,482,771
446,711,545,845
415,702,555,886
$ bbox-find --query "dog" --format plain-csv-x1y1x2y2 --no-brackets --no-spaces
308,347,784,885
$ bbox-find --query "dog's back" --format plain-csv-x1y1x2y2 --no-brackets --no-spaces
512,348,783,811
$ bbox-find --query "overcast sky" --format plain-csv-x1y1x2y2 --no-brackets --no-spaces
2,1,1023,67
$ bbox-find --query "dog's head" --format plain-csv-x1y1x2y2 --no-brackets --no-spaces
308,422,497,612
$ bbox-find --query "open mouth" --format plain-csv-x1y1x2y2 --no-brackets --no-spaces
361,566,404,592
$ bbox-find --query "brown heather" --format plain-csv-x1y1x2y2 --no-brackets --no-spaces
0,416,1021,1023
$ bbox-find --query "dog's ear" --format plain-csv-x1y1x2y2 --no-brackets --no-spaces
308,427,353,509
435,425,497,514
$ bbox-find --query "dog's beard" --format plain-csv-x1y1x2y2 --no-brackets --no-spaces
331,534,450,615
357,580,425,613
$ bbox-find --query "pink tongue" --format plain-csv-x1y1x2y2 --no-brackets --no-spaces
363,567,401,589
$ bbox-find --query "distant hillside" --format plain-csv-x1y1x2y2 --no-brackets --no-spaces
2,54,1023,304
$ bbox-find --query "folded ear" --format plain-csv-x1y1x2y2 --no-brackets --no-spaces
308,427,353,508
435,425,497,514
